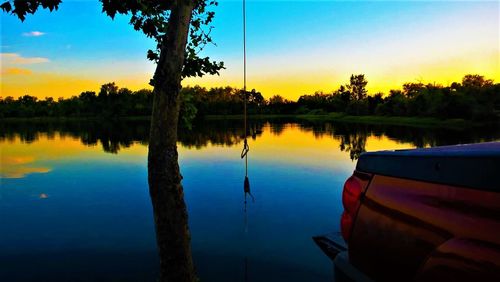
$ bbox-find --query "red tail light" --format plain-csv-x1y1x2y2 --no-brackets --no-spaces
341,175,363,242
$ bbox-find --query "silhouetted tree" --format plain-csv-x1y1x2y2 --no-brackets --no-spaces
347,74,368,101
269,94,285,105
402,82,424,98
462,74,493,88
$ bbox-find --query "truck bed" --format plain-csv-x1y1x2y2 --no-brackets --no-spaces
356,142,500,191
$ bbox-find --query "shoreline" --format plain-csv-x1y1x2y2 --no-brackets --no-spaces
205,113,491,129
1,113,497,129
0,116,151,122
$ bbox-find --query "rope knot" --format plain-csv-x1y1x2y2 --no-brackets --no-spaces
241,138,249,159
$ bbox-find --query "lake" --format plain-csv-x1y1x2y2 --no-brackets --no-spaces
1,119,499,281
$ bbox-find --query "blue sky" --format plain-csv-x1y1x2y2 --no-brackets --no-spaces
1,0,499,99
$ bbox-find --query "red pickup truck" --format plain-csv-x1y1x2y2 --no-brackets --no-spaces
314,142,500,281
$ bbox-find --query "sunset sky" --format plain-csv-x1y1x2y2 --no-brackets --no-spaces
1,0,499,100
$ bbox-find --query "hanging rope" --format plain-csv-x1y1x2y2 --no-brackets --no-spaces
241,0,249,170
242,1,250,278
241,0,249,161
241,0,252,209
241,0,253,211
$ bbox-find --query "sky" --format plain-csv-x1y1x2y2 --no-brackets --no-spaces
1,0,499,100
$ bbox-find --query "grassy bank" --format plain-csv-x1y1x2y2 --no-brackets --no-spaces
298,113,477,128
205,113,486,129
0,116,151,122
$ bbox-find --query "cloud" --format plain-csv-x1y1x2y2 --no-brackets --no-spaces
22,31,45,37
1,53,49,64
1,67,33,75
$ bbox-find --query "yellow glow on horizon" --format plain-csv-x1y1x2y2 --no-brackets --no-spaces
1,71,153,99
1,49,498,100
185,50,499,100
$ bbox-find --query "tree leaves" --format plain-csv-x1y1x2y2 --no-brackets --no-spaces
1,0,61,21
99,0,224,78
147,49,159,62
0,2,11,12
182,55,224,78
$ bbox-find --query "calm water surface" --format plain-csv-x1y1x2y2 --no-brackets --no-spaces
1,119,499,281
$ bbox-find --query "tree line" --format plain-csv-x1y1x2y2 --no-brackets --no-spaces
0,82,154,118
272,74,499,121
1,74,498,122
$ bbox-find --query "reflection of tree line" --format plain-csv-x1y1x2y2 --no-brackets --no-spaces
296,121,500,160
0,120,266,153
1,120,499,159
0,120,150,154
178,120,264,149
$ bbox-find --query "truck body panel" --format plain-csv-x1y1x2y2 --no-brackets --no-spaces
315,142,500,281
349,175,500,280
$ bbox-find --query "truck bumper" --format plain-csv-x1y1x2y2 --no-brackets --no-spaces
313,233,373,282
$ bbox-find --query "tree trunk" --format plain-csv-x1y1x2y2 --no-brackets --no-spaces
147,1,196,281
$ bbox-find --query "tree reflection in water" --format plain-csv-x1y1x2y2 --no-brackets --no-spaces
2,119,500,160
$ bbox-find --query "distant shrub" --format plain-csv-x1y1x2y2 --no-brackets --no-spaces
307,109,327,115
